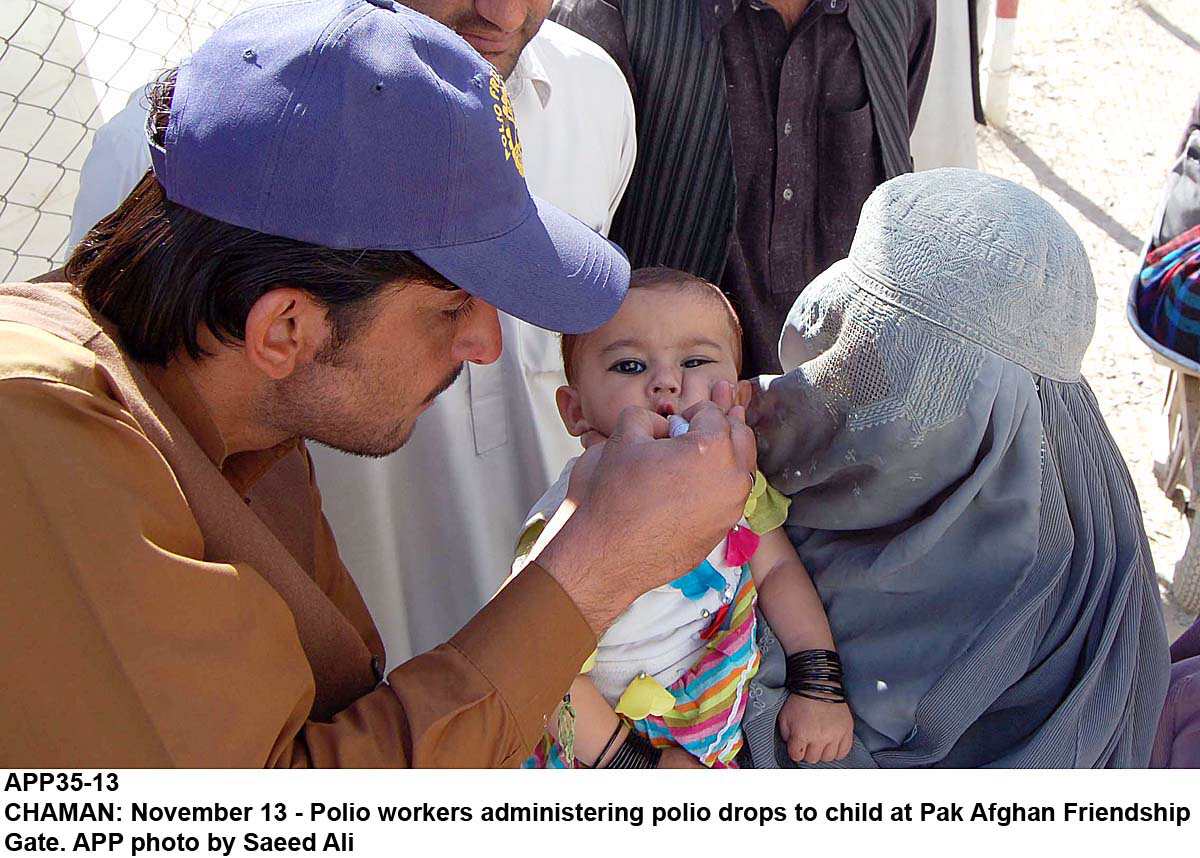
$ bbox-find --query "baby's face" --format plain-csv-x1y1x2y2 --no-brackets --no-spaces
560,286,741,439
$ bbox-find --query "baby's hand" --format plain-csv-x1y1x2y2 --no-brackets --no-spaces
778,695,854,764
656,746,707,769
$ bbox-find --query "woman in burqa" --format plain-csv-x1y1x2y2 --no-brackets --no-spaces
743,169,1170,767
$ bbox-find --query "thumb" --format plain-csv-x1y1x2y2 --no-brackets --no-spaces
728,405,758,477
608,405,670,446
579,430,607,449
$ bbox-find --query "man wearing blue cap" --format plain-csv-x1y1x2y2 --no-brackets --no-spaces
69,0,637,667
0,0,752,767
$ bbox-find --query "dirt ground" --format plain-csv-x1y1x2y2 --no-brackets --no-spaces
973,0,1199,642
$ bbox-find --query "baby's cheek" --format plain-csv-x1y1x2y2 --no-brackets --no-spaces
586,387,647,435
680,371,738,410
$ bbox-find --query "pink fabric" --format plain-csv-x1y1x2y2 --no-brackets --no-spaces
725,525,760,566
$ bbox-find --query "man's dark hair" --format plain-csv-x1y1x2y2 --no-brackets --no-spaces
64,68,456,367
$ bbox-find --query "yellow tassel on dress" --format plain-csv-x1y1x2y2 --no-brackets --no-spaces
615,673,676,720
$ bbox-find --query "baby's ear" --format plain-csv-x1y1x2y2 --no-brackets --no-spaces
735,379,754,408
556,385,591,437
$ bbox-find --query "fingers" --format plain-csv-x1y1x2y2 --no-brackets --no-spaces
734,379,754,409
579,430,607,449
609,405,669,444
783,718,853,764
727,405,758,478
709,379,735,412
682,399,731,437
791,740,836,765
680,398,756,474
787,736,808,764
835,735,853,761
788,741,822,765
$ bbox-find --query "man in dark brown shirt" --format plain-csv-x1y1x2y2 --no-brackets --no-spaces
554,0,936,375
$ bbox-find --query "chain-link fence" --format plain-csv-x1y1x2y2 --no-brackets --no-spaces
1,0,254,281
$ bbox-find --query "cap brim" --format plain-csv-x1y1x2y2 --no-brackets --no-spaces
414,194,629,335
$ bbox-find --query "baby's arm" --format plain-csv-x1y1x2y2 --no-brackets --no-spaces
749,528,854,764
551,676,703,769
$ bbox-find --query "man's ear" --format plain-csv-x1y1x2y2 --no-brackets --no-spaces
555,385,591,437
243,287,327,380
735,379,754,408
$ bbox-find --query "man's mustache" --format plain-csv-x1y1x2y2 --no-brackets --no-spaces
446,12,510,38
423,362,464,405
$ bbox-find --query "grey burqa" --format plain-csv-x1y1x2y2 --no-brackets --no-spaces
743,169,1170,768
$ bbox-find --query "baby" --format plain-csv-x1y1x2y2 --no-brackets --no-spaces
516,267,852,769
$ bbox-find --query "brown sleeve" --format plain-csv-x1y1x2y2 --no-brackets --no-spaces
0,371,595,768
301,443,387,662
550,0,636,99
281,565,596,768
907,0,938,131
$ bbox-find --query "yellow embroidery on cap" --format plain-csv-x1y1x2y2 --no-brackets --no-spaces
488,69,524,178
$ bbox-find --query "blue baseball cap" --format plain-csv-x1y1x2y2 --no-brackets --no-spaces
148,0,627,334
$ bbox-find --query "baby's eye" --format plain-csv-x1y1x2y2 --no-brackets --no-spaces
682,357,715,369
609,359,646,375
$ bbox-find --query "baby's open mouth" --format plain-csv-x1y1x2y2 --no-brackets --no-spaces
656,404,675,417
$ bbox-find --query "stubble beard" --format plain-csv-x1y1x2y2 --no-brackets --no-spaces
274,360,466,459
445,11,539,79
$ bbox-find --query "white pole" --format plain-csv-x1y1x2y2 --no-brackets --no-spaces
984,0,1019,127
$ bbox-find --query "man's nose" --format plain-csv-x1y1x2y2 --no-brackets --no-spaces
451,300,503,366
475,0,526,32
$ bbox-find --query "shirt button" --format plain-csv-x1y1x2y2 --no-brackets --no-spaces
701,609,711,619
783,120,792,136
782,187,794,202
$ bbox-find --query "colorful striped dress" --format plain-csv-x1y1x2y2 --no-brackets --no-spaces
516,462,788,768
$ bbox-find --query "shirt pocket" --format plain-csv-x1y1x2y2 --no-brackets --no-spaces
467,361,508,455
515,317,565,378
817,101,880,259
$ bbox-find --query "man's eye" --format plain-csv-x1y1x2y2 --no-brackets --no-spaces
609,359,646,374
445,296,475,321
682,357,714,369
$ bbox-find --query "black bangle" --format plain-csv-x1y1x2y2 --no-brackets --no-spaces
785,649,847,704
605,728,662,769
585,721,626,769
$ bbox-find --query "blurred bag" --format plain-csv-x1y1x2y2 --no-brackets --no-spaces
1137,225,1200,359
1157,127,1200,247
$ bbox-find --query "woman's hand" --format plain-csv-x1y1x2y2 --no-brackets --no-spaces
778,695,854,764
